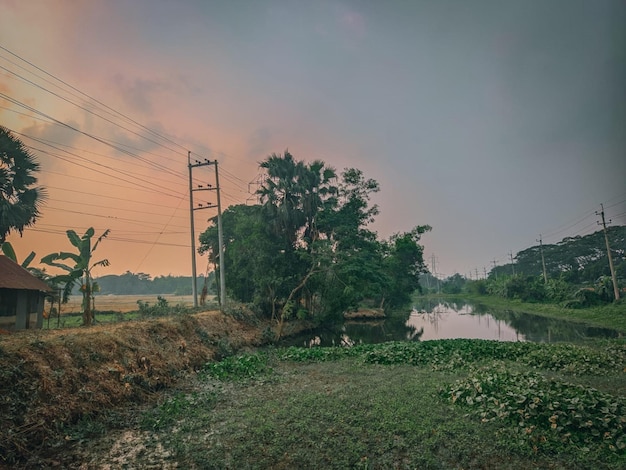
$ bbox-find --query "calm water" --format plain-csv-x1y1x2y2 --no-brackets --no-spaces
281,298,622,347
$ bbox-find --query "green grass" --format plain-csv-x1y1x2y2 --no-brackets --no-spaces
134,339,626,469
42,311,141,329
436,294,626,333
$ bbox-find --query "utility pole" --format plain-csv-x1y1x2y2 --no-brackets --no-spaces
537,234,548,284
483,267,487,280
475,267,479,280
596,204,620,301
188,152,198,308
214,160,226,308
509,251,516,276
431,254,440,293
188,157,226,310
491,259,498,280
246,173,266,205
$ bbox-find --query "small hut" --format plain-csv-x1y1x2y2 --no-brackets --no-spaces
0,256,51,331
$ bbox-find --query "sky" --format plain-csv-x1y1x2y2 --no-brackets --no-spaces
0,0,624,280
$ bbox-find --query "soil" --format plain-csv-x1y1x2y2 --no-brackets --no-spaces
0,309,308,468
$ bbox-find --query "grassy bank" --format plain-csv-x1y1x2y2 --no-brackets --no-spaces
68,339,626,469
424,294,626,333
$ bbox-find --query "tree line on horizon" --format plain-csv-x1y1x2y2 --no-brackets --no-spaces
93,271,215,296
431,225,625,306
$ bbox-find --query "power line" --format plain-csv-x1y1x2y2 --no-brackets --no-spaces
24,227,189,248
0,44,191,154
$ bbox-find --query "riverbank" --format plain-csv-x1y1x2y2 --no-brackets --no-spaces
422,294,626,333
2,304,625,468
0,308,311,467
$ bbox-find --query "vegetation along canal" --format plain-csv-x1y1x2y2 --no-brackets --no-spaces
282,297,622,347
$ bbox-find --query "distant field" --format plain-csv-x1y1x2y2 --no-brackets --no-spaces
61,294,213,313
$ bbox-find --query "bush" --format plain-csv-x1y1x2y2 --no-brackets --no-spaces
136,296,193,316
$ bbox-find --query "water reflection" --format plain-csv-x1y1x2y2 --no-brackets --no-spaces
281,298,621,347
411,299,620,343
282,313,422,348
409,301,523,342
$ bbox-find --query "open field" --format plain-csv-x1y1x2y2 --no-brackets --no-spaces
60,294,214,314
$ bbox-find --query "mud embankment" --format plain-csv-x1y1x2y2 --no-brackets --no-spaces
0,310,301,467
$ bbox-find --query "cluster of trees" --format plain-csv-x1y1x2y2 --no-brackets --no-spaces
199,151,430,326
430,226,624,307
491,226,625,285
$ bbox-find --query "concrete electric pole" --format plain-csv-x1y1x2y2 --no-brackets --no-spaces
537,234,548,284
596,204,620,301
188,156,227,310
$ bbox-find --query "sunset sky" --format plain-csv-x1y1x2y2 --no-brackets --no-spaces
1,0,624,281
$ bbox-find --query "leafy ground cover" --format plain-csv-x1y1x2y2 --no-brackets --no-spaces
67,339,626,469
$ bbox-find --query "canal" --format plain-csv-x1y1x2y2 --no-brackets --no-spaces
281,298,622,347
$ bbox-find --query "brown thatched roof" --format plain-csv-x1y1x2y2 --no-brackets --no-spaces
0,256,52,292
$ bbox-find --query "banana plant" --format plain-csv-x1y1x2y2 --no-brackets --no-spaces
41,227,110,326
1,241,36,268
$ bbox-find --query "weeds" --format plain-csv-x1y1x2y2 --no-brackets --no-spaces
442,367,626,456
141,392,218,431
186,339,625,467
137,296,193,317
203,352,272,380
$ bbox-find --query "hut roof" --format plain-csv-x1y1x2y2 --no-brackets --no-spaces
0,256,52,292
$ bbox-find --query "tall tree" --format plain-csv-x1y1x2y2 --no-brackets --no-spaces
257,151,337,249
380,226,432,309
199,204,287,308
0,127,45,243
41,227,110,326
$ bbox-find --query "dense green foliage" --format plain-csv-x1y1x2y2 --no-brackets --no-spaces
445,367,625,453
429,226,625,307
0,127,45,244
199,151,430,323
494,226,625,285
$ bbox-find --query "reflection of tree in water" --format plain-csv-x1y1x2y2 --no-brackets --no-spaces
411,301,472,335
413,298,474,314
280,298,620,347
411,299,619,343
342,309,424,344
281,308,423,347
485,308,619,342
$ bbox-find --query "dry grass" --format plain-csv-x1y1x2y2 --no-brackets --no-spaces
61,294,207,314
0,308,268,467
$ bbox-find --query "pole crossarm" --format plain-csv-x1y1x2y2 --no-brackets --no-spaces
189,157,226,309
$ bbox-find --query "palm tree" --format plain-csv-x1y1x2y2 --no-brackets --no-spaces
257,151,337,248
0,127,45,244
258,151,307,246
41,227,110,326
